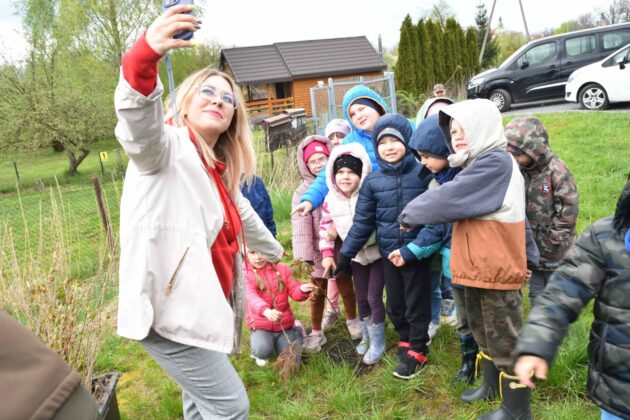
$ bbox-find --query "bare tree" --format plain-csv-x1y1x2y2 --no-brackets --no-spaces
598,0,630,24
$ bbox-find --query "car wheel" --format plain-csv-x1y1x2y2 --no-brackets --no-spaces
489,89,512,112
579,83,609,110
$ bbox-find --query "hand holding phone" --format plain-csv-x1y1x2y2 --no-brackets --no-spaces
146,2,198,55
162,0,195,41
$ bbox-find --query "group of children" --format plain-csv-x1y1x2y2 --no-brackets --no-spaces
239,83,630,420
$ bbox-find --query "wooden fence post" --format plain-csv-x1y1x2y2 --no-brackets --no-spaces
92,176,115,254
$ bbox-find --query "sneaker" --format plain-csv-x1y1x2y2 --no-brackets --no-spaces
393,351,427,380
346,318,362,340
396,341,412,362
322,309,339,330
428,321,440,342
250,354,268,367
440,298,454,318
303,332,327,353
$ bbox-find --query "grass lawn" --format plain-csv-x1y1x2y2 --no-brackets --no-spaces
3,110,629,419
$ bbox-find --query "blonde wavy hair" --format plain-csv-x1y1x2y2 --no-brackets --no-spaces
164,67,255,195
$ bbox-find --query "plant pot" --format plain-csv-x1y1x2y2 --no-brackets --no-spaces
91,372,121,420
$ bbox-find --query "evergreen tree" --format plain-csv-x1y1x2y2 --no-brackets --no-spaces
443,18,459,82
416,19,433,94
426,19,445,84
466,27,481,75
475,2,500,68
395,15,418,94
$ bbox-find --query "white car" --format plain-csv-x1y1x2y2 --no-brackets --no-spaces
565,43,630,110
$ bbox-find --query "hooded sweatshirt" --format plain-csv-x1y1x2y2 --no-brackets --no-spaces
299,85,390,210
399,99,539,290
505,117,578,270
319,143,381,266
291,135,333,277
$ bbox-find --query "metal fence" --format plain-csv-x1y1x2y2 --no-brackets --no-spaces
0,177,122,274
309,72,397,136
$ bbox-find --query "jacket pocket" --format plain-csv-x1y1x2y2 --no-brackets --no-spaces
165,246,190,296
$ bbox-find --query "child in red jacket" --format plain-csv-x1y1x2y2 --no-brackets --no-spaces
245,249,315,366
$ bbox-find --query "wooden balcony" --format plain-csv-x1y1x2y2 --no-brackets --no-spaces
246,97,295,119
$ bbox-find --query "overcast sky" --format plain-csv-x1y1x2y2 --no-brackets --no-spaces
0,0,617,60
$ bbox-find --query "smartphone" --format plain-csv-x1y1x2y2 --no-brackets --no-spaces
162,0,195,41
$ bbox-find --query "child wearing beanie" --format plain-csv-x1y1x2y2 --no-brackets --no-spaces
318,144,384,364
325,118,352,147
336,113,433,379
291,135,361,353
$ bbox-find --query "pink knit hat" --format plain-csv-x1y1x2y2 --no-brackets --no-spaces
325,119,352,138
303,141,329,164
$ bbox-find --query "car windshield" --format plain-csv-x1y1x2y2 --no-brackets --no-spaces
498,43,530,69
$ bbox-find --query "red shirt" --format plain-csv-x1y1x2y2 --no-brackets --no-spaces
121,34,242,298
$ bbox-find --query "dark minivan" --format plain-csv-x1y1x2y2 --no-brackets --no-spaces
466,22,630,111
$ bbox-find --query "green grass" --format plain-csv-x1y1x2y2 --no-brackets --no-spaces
3,111,629,419
0,139,128,193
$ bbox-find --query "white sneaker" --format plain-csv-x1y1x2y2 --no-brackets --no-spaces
346,318,362,340
250,354,268,367
443,307,457,326
303,332,327,353
322,310,339,330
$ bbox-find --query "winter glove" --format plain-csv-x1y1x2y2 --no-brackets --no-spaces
334,253,352,278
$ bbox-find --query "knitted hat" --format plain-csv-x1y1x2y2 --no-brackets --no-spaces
333,154,363,176
372,113,412,147
325,119,352,138
349,97,386,116
303,140,329,164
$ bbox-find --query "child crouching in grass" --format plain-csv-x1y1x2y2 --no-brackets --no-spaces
245,249,314,367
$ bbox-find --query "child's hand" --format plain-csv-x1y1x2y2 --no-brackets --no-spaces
322,257,336,278
263,308,282,322
291,201,313,216
300,283,315,293
525,269,532,281
399,224,414,232
324,227,338,242
514,355,548,388
388,249,406,267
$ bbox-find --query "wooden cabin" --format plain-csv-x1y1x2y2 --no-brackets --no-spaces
220,36,387,118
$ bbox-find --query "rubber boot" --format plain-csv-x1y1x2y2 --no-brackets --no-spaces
461,351,500,403
356,316,370,355
362,322,386,365
451,335,479,385
478,372,532,420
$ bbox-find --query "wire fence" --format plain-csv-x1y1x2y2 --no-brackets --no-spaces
0,176,122,276
0,147,129,194
309,72,397,135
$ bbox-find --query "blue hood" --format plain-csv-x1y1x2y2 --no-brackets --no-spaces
342,85,390,131
410,114,450,159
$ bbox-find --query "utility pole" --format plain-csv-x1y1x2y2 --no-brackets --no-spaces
479,0,497,65
518,0,530,39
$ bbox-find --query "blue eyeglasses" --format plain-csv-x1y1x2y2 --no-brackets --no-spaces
198,84,238,109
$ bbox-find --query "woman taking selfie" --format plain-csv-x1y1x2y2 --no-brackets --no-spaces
114,5,282,418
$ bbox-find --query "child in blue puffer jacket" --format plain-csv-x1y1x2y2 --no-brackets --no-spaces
409,115,479,385
335,113,433,380
292,85,388,216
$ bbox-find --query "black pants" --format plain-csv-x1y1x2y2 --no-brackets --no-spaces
383,258,432,354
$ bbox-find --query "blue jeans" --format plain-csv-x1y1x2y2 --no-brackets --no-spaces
601,408,624,420
430,270,441,323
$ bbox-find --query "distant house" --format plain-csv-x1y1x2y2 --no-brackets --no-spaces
220,36,387,117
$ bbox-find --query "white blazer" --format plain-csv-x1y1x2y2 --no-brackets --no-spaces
114,74,283,354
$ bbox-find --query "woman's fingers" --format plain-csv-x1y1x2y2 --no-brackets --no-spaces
146,7,200,55
163,3,195,18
